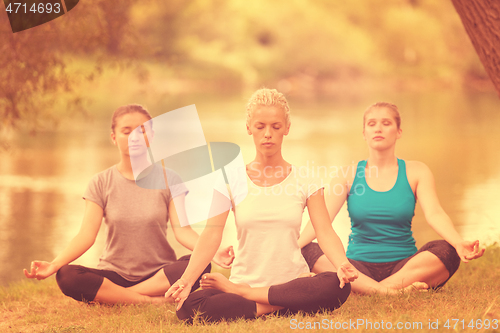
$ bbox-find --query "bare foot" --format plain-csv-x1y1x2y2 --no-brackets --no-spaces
378,281,429,295
200,273,249,295
90,294,164,305
297,272,316,278
404,282,429,292
149,295,172,304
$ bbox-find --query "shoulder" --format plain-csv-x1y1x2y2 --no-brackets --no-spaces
328,162,359,188
216,164,248,202
404,160,433,181
84,166,116,205
405,160,431,173
245,163,259,179
88,166,116,185
163,166,184,186
160,166,190,198
293,165,312,178
290,166,324,196
293,165,321,185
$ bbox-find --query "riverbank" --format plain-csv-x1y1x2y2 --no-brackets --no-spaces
1,246,498,332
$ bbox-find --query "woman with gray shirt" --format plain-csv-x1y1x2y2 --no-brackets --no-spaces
24,104,231,304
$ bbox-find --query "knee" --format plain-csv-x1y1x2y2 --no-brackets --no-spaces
432,240,461,276
55,265,77,296
176,289,214,322
339,281,351,305
317,272,351,308
426,240,458,258
440,241,460,263
176,296,197,322
423,251,445,266
424,241,461,268
177,289,255,323
56,265,100,302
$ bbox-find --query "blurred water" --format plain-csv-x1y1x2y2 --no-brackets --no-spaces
1,91,499,285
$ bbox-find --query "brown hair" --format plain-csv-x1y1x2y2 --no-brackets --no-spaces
111,104,152,132
363,102,401,129
246,88,290,126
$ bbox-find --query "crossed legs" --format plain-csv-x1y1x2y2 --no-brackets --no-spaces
56,255,211,304
95,276,167,304
56,265,165,304
311,252,443,294
305,240,460,294
199,273,285,316
177,271,351,322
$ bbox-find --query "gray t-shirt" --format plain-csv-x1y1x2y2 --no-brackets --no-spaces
83,165,188,281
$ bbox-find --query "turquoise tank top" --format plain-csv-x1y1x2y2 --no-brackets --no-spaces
346,159,417,262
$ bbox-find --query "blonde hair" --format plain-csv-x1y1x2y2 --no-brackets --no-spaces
363,102,401,129
111,104,152,132
246,88,290,126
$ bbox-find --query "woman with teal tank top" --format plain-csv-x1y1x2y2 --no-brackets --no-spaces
347,158,418,263
299,102,485,294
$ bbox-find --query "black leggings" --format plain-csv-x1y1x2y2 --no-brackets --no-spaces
56,255,211,302
177,271,351,323
302,240,461,288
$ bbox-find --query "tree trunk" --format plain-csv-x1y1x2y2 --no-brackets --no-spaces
451,0,500,97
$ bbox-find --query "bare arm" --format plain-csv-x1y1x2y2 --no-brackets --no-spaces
298,221,316,249
298,177,349,248
307,189,358,287
169,193,235,268
165,190,231,309
169,194,199,251
415,162,485,262
24,200,103,279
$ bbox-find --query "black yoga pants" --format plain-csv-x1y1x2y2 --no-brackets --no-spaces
56,255,211,302
302,240,461,288
177,271,351,323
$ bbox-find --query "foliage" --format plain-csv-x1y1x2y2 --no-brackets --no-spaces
0,15,70,131
0,0,138,132
0,0,490,131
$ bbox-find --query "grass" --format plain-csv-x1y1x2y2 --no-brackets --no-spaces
1,246,499,333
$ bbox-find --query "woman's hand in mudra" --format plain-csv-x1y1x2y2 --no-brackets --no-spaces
212,245,235,269
165,278,192,311
337,261,359,288
455,240,485,263
23,261,58,280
